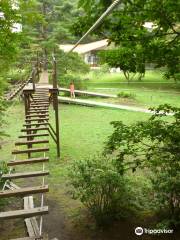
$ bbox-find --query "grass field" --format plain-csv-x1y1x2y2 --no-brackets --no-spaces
83,70,180,108
0,102,150,239
0,69,180,239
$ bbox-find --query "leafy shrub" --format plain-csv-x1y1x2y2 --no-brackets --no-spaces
0,161,8,209
7,69,28,85
117,91,136,99
59,74,87,91
105,104,180,227
69,155,139,225
56,49,90,76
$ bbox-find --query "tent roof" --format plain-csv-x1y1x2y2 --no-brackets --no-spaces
59,39,109,54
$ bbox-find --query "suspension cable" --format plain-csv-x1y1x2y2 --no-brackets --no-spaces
69,0,121,52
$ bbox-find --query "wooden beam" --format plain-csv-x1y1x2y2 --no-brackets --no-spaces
2,170,49,179
12,147,49,154
21,127,48,132
26,114,49,118
7,157,49,166
0,206,48,219
31,103,49,107
10,237,43,240
25,118,49,122
0,185,49,198
23,123,49,128
27,111,49,114
15,139,49,145
30,101,49,104
19,133,49,138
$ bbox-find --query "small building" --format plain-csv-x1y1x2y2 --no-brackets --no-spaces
59,39,109,67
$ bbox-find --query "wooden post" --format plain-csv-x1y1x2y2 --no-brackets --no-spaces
23,92,32,158
37,52,40,81
32,69,36,91
52,56,60,157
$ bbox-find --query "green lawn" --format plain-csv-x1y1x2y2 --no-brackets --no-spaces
82,70,180,108
0,97,178,239
0,102,149,239
0,102,149,179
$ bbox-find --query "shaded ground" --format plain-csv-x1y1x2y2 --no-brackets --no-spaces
44,188,180,240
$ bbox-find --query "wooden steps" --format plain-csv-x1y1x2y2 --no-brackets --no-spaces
21,127,48,132
2,171,49,179
0,185,49,198
11,237,43,240
3,84,51,238
19,133,49,138
7,157,49,166
26,114,49,118
31,103,49,108
28,111,49,114
15,139,49,146
12,147,49,154
25,118,49,122
23,123,49,127
0,206,48,219
29,107,48,110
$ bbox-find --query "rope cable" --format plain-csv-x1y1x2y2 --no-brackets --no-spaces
69,0,121,52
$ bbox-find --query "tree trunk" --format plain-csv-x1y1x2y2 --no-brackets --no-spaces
123,71,130,84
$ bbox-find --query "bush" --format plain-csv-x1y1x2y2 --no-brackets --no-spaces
69,155,138,225
117,91,136,99
59,74,87,91
105,104,180,227
0,161,8,209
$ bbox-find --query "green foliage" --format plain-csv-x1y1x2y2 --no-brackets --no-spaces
99,47,146,82
60,74,87,90
117,92,136,99
0,161,8,208
105,104,180,226
55,49,89,89
69,155,133,225
76,0,180,81
56,49,90,76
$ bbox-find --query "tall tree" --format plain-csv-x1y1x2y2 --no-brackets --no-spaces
74,0,180,81
22,0,80,67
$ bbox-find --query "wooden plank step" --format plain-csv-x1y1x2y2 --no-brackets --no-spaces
19,133,49,138
30,107,48,110
0,206,48,219
28,111,49,114
2,170,49,179
33,95,49,97
7,157,49,166
25,118,49,122
26,114,49,118
11,237,43,240
21,127,49,132
23,123,48,127
31,101,49,104
15,139,49,145
30,105,49,108
30,104,49,106
30,105,48,108
32,98,49,100
0,185,49,198
12,147,49,154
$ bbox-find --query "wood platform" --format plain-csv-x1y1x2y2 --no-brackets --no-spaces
0,206,48,219
58,96,151,113
59,87,117,98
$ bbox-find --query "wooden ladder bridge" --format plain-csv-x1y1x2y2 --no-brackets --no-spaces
1,58,60,240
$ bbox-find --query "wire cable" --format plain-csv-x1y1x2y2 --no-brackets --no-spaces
69,0,121,52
